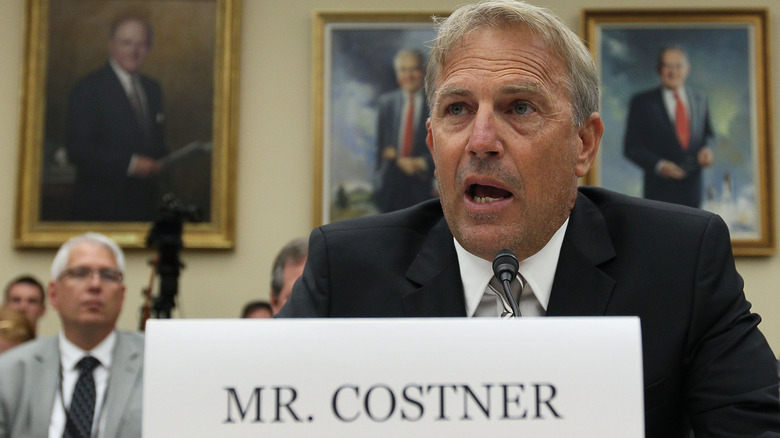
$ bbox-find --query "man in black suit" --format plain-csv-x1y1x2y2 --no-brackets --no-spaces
624,46,715,208
373,49,435,213
65,15,166,222
279,1,780,436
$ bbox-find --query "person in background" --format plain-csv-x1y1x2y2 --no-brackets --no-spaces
0,307,35,354
241,300,272,319
3,275,46,333
269,237,308,315
278,1,780,436
0,232,144,438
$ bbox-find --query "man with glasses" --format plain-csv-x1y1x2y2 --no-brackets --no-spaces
0,233,143,438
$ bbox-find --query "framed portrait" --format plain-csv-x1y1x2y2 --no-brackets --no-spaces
582,9,774,256
15,0,240,248
313,12,448,227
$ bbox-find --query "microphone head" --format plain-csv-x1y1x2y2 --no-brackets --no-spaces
492,249,519,283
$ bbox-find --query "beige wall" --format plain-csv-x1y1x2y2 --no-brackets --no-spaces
1,0,779,350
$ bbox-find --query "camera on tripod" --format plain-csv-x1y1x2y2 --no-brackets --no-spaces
144,194,203,319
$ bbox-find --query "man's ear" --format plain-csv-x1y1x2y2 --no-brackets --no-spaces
425,118,434,154
575,112,604,178
425,118,438,178
47,281,58,310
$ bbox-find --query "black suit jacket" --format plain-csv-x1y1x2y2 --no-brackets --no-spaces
65,63,166,222
279,187,780,437
373,89,435,213
624,87,715,208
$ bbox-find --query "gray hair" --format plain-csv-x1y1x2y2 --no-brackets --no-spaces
270,237,308,298
50,233,126,280
425,0,599,126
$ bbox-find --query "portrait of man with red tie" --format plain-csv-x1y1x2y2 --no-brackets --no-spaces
623,46,715,208
373,48,436,213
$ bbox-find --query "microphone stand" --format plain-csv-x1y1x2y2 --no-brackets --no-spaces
492,249,522,318
500,279,520,317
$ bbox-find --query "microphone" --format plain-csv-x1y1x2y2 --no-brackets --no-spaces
492,249,521,317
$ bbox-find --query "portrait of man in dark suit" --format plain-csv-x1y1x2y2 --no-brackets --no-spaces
31,1,218,231
623,46,715,208
65,15,166,222
373,49,436,213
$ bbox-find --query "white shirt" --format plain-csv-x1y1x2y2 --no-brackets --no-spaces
457,218,569,317
661,86,689,125
49,331,116,438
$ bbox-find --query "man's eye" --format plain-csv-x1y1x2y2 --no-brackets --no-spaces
512,101,534,115
447,103,466,116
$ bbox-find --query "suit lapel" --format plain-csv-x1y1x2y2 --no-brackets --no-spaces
30,337,60,437
401,217,466,316
547,193,617,316
102,332,143,438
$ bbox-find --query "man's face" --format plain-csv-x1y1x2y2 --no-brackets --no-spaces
426,25,601,261
4,283,45,326
395,54,425,94
49,242,125,334
658,49,689,91
108,19,150,74
270,259,306,315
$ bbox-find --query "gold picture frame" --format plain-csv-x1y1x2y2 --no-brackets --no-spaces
312,12,447,227
15,0,240,249
582,9,774,256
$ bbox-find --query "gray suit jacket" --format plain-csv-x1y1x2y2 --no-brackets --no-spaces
0,331,144,438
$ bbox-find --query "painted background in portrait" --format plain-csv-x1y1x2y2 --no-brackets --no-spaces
597,25,756,237
42,0,215,222
325,24,436,222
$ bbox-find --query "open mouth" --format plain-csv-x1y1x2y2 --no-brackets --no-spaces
468,184,513,204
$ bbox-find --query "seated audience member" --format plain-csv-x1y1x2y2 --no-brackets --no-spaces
278,1,780,436
3,274,46,332
269,237,307,315
241,300,273,318
0,306,35,354
0,232,143,438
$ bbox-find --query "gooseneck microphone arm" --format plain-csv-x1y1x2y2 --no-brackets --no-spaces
492,249,521,317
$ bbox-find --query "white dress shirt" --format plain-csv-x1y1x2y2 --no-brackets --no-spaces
661,85,689,124
457,218,569,317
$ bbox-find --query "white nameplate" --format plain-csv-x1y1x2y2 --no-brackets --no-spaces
143,317,643,437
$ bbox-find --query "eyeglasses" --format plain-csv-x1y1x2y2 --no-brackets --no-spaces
60,267,123,284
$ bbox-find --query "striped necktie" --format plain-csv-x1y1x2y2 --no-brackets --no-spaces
63,356,100,438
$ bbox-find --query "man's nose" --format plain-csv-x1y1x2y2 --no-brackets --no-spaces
465,108,504,158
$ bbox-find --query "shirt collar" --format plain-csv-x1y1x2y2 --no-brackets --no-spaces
663,85,688,101
59,330,117,371
456,218,569,316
